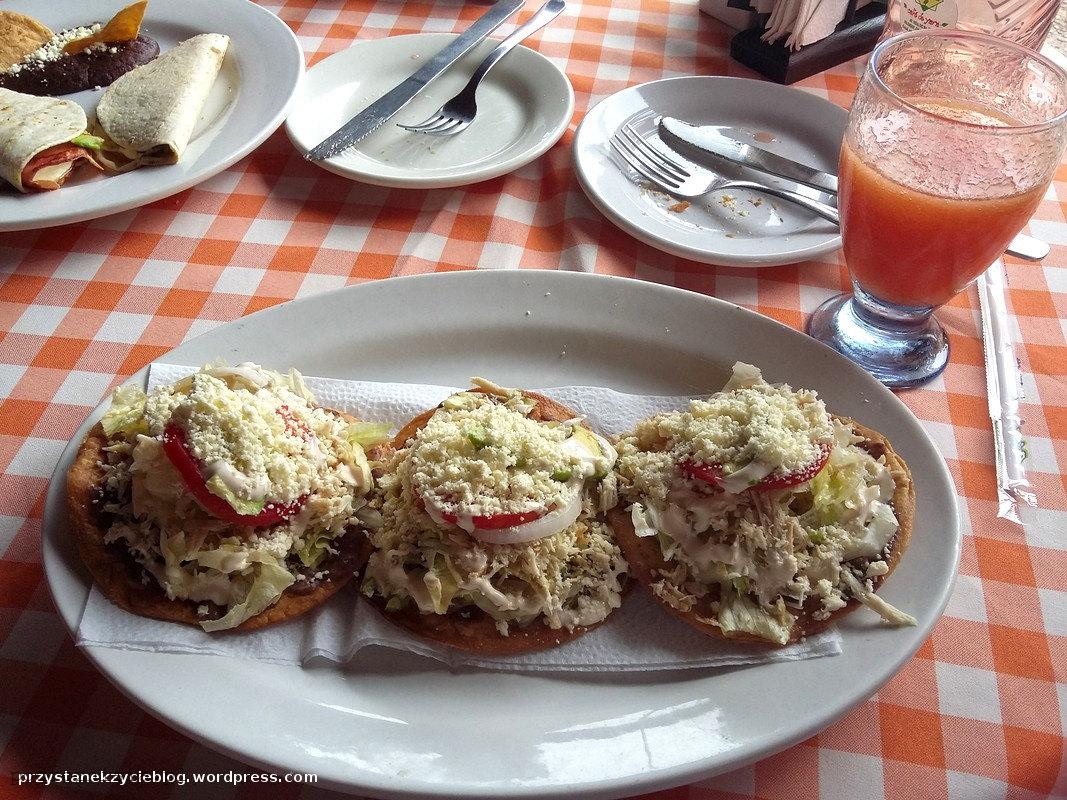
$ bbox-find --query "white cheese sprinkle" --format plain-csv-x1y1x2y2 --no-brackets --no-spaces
4,24,102,75
409,390,600,518
615,362,833,502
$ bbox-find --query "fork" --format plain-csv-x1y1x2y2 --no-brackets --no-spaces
398,0,567,136
610,124,841,225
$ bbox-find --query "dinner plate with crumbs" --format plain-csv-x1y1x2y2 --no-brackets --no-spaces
574,76,845,268
42,271,960,799
0,0,302,231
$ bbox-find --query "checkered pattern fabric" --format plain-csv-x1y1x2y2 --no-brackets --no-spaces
1,0,1064,798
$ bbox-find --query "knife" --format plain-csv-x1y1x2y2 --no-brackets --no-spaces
305,0,525,161
657,116,1047,261
658,116,839,195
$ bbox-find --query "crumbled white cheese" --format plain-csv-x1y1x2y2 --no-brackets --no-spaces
409,391,604,518
615,363,833,503
4,24,102,75
866,560,889,578
145,371,341,506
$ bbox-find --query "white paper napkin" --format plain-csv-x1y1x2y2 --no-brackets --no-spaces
76,366,842,672
790,0,851,49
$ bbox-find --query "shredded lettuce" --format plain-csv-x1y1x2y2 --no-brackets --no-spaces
71,133,104,149
297,529,340,569
101,384,148,439
717,585,793,644
630,503,659,538
730,575,750,595
159,532,231,605
841,502,898,561
286,368,315,402
187,543,253,573
804,450,866,528
346,422,392,449
441,393,478,410
200,560,296,632
839,570,916,627
424,554,460,614
722,361,764,390
342,441,373,490
205,475,265,516
186,542,283,574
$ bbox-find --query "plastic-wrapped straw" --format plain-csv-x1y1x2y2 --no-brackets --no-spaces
977,263,1037,524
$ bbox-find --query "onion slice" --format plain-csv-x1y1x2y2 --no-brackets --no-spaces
424,484,584,545
470,488,583,544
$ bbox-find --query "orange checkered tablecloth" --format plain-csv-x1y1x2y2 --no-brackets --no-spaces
1,0,1064,798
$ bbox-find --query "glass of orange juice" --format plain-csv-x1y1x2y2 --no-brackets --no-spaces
807,30,1067,388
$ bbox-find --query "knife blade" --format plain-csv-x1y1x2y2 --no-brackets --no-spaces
658,117,839,195
305,0,524,161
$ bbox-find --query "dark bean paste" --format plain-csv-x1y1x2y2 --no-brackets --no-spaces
0,34,159,96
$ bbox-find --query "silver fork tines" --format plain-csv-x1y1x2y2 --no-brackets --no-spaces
617,125,687,182
610,123,841,225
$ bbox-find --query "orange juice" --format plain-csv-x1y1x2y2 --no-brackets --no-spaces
839,103,1046,308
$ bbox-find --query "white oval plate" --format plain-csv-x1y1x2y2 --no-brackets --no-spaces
574,76,845,268
286,33,574,188
0,0,302,232
42,271,959,799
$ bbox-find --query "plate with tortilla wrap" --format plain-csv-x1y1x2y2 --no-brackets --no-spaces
0,0,302,231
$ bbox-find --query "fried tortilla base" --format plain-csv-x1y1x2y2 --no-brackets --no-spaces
608,416,915,646
364,388,623,655
66,408,371,632
362,590,616,656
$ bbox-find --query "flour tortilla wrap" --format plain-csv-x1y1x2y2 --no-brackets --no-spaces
0,87,96,191
95,33,229,168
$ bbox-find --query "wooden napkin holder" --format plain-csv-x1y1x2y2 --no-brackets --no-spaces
730,0,886,84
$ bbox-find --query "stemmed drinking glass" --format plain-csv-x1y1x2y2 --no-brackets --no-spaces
808,30,1067,388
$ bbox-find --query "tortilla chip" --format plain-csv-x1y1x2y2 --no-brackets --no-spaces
64,1,147,54
0,11,53,69
363,589,623,656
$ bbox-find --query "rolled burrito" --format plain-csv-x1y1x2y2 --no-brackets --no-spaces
95,33,229,168
0,87,102,191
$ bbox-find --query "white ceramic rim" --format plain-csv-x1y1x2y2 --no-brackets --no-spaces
0,0,304,232
41,271,961,799
285,33,575,189
573,75,845,267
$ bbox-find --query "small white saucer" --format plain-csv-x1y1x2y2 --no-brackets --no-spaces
573,76,845,268
287,33,574,189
